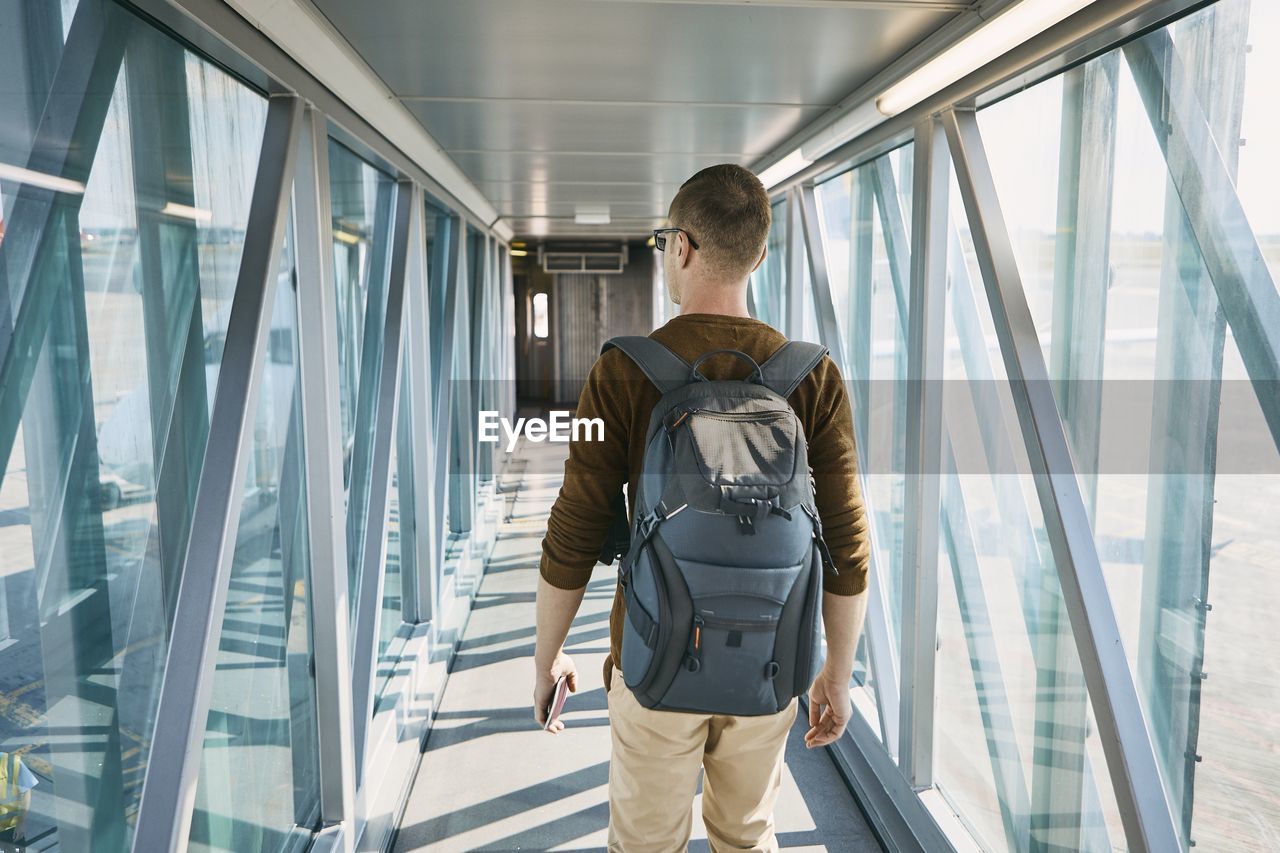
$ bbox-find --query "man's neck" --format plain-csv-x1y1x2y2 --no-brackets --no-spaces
677,282,751,318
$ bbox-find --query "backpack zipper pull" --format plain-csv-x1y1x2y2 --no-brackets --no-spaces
669,407,697,430
685,615,704,672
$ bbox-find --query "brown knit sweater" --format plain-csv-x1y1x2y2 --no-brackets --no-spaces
538,313,871,688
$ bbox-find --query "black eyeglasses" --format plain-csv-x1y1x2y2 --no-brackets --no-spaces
652,227,699,252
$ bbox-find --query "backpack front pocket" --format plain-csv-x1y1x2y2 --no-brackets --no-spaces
620,544,665,694
657,556,805,715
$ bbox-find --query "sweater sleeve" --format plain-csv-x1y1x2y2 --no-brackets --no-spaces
799,357,871,596
538,351,631,590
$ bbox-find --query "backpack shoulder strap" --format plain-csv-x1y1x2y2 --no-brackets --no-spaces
601,336,692,395
757,341,829,399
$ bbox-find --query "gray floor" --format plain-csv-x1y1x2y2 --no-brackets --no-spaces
392,438,881,852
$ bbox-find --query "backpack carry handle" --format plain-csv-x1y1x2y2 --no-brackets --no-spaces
689,349,763,384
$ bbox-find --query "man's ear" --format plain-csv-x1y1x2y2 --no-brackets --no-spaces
678,232,695,269
750,245,767,273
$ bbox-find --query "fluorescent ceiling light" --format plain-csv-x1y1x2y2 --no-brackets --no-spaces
575,206,610,226
877,0,1097,117
756,150,813,191
800,101,883,163
528,218,550,237
334,229,361,245
0,162,86,195
510,249,529,257
161,201,214,223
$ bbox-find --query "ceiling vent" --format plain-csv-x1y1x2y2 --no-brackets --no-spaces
539,241,628,275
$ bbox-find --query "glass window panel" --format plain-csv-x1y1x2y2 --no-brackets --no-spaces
531,291,549,338
749,199,788,329
189,224,319,853
328,139,395,628
976,2,1280,847
849,634,883,744
1231,4,1280,287
377,345,415,700
0,6,268,849
815,145,914,683
933,167,1122,853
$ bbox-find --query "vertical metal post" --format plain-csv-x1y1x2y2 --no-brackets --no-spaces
431,217,464,574
293,104,357,843
941,105,1180,853
898,118,947,788
785,189,805,340
472,233,493,484
448,232,475,537
404,184,439,625
351,180,413,778
132,93,303,853
503,247,517,422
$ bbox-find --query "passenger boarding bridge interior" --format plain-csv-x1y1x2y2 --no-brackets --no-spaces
0,0,1277,850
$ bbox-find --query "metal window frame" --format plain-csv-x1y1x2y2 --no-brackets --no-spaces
432,213,467,584
404,183,440,625
781,2,1271,848
447,228,478,541
131,92,304,852
19,0,1268,850
897,117,947,789
784,193,806,339
2,2,513,851
294,102,359,845
768,0,1215,197
940,104,1180,853
0,0,131,486
1123,26,1280,453
350,180,414,779
796,183,847,369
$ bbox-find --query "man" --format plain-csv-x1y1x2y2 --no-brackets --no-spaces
532,164,870,852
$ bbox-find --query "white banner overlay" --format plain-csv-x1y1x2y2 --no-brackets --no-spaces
478,411,605,452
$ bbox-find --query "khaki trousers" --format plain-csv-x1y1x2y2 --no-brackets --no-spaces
606,671,798,852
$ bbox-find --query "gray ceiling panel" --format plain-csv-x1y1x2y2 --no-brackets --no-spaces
312,0,957,106
447,150,749,186
497,200,666,217
308,0,969,238
401,101,828,156
476,180,682,206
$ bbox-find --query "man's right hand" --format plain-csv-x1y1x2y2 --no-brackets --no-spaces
805,666,851,748
533,649,578,733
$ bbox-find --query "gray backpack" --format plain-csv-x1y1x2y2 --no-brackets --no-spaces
604,336,837,716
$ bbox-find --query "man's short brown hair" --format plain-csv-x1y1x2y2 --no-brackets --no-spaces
668,164,771,279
